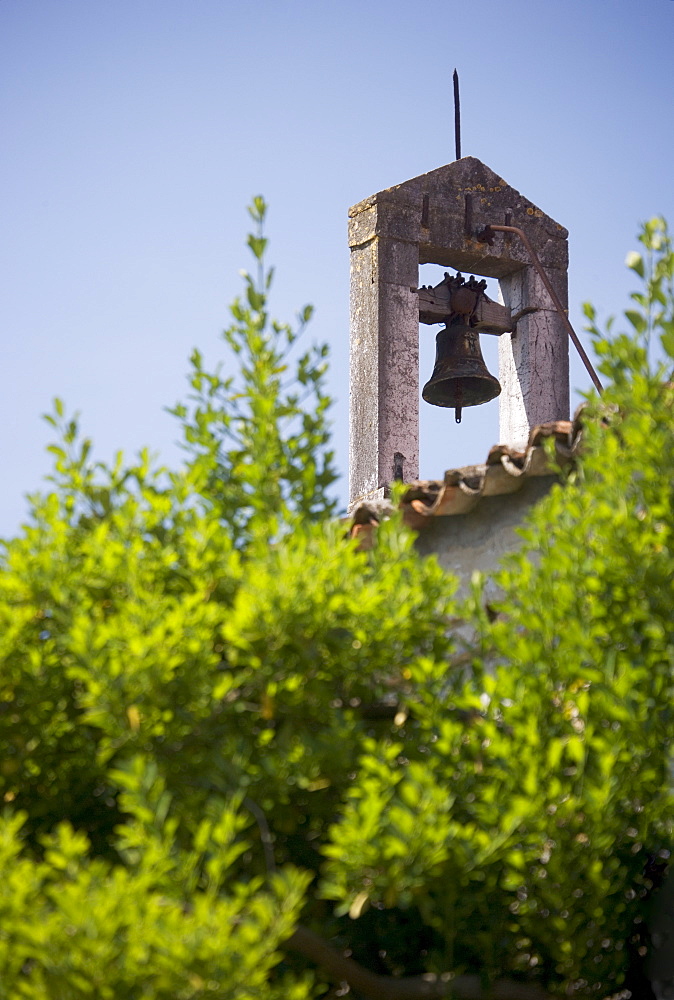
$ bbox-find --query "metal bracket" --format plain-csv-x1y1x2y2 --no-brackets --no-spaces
477,224,603,392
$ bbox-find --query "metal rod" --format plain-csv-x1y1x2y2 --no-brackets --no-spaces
453,69,461,160
478,224,604,393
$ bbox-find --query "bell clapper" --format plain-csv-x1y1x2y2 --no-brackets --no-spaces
455,406,462,424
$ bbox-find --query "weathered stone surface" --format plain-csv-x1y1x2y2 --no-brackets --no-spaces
349,237,419,506
348,156,571,499
498,267,570,449
349,157,568,275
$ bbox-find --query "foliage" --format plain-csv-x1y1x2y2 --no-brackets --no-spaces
169,195,337,547
0,208,673,998
0,764,309,1000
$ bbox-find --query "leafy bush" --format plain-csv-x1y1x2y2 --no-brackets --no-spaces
0,205,672,998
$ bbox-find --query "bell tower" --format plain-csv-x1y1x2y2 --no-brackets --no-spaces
348,156,571,509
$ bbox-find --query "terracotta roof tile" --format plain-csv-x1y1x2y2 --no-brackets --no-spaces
349,412,583,538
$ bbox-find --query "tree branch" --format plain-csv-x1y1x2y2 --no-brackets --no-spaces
286,925,554,1000
242,795,276,874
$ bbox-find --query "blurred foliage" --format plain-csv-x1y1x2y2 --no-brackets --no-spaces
0,207,673,998
168,195,337,547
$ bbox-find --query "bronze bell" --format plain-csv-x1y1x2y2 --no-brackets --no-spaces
422,316,501,422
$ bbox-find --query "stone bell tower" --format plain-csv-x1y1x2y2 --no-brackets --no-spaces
348,156,570,509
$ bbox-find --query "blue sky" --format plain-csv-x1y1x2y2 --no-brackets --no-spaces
1,0,673,534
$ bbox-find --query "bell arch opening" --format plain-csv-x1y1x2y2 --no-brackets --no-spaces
418,264,502,480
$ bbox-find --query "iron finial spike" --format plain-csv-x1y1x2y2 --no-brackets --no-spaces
453,69,461,160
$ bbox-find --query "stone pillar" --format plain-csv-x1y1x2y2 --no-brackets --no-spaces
349,236,419,507
498,265,570,450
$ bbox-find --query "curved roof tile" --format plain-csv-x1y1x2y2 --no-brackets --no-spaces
350,413,583,540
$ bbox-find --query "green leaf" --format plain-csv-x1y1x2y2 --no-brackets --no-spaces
625,250,644,277
661,327,674,358
624,309,647,333
247,235,268,260
248,195,267,223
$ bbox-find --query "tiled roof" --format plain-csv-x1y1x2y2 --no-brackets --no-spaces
350,413,583,545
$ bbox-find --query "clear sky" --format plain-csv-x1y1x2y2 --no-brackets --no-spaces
1,0,673,535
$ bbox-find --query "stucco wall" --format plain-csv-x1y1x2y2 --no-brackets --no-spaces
414,475,557,596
